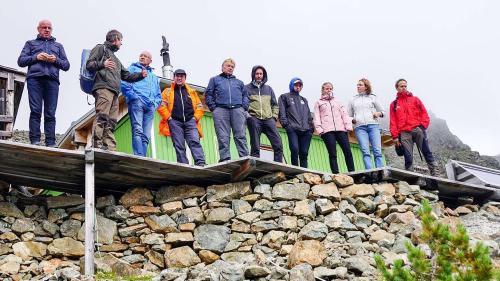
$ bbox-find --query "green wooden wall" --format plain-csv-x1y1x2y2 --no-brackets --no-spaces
115,112,385,173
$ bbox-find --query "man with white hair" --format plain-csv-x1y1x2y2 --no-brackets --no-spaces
121,51,161,156
17,19,70,147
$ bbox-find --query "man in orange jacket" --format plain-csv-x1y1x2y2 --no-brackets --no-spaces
157,69,205,166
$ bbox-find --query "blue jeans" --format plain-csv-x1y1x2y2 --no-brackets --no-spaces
286,128,312,168
212,107,248,161
128,98,154,156
168,118,205,166
354,124,383,169
27,77,59,146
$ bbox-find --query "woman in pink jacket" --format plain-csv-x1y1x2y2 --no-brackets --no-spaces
314,82,355,173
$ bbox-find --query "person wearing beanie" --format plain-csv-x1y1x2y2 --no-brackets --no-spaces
121,51,162,156
86,29,147,151
157,69,205,166
278,78,314,168
244,65,283,162
205,58,249,162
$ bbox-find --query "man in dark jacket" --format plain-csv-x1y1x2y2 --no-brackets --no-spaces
389,79,438,175
17,20,70,147
278,78,314,168
205,58,249,161
86,30,146,151
244,65,283,162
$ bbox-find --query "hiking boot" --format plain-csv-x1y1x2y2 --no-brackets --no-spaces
428,162,439,177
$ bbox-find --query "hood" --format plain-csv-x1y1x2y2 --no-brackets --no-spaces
104,41,119,52
132,62,153,71
396,90,413,98
250,65,268,85
289,77,303,92
320,93,333,101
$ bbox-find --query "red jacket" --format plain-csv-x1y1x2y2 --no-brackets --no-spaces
389,91,430,139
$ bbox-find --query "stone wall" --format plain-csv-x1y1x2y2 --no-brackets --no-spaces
0,172,499,281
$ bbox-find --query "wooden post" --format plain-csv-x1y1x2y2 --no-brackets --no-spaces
84,149,95,276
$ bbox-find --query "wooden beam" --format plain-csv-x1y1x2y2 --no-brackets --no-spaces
0,131,12,137
231,159,256,182
84,149,95,276
0,115,13,123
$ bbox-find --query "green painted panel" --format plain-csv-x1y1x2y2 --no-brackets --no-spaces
115,111,385,172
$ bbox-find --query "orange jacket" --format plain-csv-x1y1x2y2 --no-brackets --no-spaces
157,83,204,138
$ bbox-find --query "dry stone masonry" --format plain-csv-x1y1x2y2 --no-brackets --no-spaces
0,172,499,281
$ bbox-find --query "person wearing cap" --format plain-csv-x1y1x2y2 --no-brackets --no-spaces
86,29,147,151
205,58,249,162
244,65,283,162
278,78,314,168
121,51,161,156
158,69,206,166
17,19,70,147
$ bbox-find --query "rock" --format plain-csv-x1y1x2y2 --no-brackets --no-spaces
0,258,20,275
251,220,279,233
118,223,148,237
261,230,287,248
253,199,273,211
145,214,177,233
77,215,117,245
0,202,24,218
40,220,59,235
103,205,130,220
119,187,153,207
161,201,183,215
231,200,252,215
46,195,84,209
375,204,389,218
311,182,341,201
240,193,260,202
297,173,323,185
129,205,161,215
143,250,164,268
95,195,115,209
174,207,204,225
220,262,245,281
236,211,261,223
324,210,357,230
60,267,81,280
385,211,416,225
339,200,357,214
194,224,230,254
293,199,316,219
355,197,376,213
352,213,372,228
94,253,143,277
12,241,47,260
206,181,251,203
314,266,348,279
47,208,68,223
418,190,439,202
100,243,128,252
253,184,272,199
272,182,310,200
298,221,328,240
253,172,286,187
340,184,375,198
395,181,420,195
0,231,19,241
165,232,194,245
155,185,205,204
278,216,298,230
231,220,250,232
11,218,35,233
48,237,84,257
392,235,412,253
289,263,314,281
288,240,327,268
332,174,354,187
141,233,165,245
370,230,395,244
315,198,335,214
198,250,220,264
206,207,235,224
373,183,396,196
245,265,271,278
345,256,372,274
374,194,398,206
221,252,256,264
0,243,11,255
455,206,473,215
59,219,81,238
164,246,201,268
121,254,146,264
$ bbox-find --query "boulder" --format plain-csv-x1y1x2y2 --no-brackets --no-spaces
298,221,328,240
0,202,24,218
206,181,251,203
119,187,153,207
311,182,341,201
332,174,354,187
194,224,231,254
144,214,177,233
48,237,84,257
155,185,205,204
206,207,235,224
290,263,315,281
288,240,327,268
164,246,201,268
12,241,47,260
272,183,310,200
340,184,375,198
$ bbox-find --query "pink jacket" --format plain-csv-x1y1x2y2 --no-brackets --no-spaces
314,95,353,134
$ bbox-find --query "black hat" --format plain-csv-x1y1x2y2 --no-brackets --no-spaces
174,69,186,76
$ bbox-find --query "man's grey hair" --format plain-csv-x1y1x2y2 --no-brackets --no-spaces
106,29,123,42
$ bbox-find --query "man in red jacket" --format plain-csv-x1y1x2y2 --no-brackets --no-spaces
389,79,438,176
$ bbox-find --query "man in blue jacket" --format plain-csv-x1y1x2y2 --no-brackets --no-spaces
205,58,249,162
121,51,161,156
17,20,70,147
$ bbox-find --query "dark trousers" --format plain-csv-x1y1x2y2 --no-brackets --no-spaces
247,116,283,162
400,126,436,171
321,131,355,174
286,129,312,168
26,77,59,146
169,118,205,166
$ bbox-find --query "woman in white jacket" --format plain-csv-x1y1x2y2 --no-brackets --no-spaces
348,78,385,169
314,82,355,173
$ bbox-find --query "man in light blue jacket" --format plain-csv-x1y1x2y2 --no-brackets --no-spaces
121,51,161,156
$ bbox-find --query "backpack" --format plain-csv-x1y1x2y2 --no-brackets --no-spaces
79,45,106,94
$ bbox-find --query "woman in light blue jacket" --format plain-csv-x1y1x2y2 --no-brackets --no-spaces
348,78,385,169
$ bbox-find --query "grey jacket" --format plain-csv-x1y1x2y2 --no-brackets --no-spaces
86,42,144,94
348,93,385,128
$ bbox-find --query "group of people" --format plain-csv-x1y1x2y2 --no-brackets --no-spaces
17,21,438,176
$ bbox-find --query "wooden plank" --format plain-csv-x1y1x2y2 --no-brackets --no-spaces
84,149,95,276
0,131,12,137
0,115,13,123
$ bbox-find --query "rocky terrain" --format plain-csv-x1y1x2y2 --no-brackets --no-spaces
0,172,499,280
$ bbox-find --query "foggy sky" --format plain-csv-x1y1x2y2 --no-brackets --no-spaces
1,0,499,155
